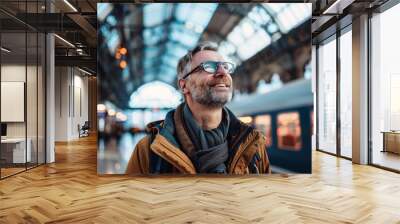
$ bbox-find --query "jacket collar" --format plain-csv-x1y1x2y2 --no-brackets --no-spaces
148,104,260,174
173,104,197,161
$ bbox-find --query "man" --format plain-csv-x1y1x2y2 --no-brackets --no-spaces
126,42,270,174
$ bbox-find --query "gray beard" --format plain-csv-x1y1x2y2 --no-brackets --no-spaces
191,85,232,108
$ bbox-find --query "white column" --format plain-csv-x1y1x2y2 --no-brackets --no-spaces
352,14,369,164
46,32,55,163
55,67,73,141
45,0,56,163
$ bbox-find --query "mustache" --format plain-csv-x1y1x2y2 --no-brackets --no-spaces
208,77,232,87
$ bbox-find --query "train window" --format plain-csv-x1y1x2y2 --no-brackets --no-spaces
238,116,253,124
254,115,272,147
277,112,302,151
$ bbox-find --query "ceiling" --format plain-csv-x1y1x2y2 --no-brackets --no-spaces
98,2,312,109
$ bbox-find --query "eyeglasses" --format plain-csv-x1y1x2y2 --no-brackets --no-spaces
181,61,235,80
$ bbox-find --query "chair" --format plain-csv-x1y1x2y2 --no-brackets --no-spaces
79,121,90,138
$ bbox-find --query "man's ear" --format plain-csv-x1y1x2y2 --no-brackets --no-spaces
179,79,189,94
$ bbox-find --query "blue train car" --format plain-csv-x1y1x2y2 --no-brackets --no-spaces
228,79,313,173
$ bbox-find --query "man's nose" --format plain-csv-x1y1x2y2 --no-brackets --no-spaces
214,64,228,77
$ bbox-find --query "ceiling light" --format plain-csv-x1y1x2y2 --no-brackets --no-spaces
119,47,127,55
116,112,128,122
119,60,127,69
97,104,106,112
1,47,11,53
108,109,116,116
323,0,354,15
63,0,78,12
78,67,93,76
54,34,75,48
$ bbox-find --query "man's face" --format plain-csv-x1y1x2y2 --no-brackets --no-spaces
184,50,233,108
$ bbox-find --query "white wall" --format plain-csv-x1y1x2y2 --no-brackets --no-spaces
1,65,33,138
54,67,89,141
55,66,69,141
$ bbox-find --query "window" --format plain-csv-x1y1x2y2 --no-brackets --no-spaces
254,115,272,147
371,3,400,171
317,37,337,154
339,29,352,158
277,112,302,150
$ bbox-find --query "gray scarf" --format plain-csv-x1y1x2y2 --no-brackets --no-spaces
183,104,230,173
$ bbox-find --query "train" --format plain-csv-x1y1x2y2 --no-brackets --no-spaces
227,78,313,173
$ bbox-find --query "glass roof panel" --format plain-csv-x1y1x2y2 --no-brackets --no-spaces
263,3,286,14
97,3,113,22
143,3,172,27
267,23,279,33
263,3,311,33
248,6,271,27
160,72,176,81
159,66,176,78
218,41,236,58
175,4,191,21
143,59,155,69
141,3,217,83
106,15,117,26
143,26,167,46
237,29,271,60
241,19,255,39
143,73,156,83
162,56,179,68
166,42,187,58
277,9,297,32
170,3,217,49
106,29,120,54
227,28,244,45
177,33,198,48
224,17,271,61
175,3,217,24
218,3,309,65
218,41,240,66
144,47,161,58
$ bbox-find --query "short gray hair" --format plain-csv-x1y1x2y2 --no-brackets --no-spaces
177,41,219,80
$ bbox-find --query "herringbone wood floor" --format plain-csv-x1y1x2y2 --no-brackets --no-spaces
1,135,400,223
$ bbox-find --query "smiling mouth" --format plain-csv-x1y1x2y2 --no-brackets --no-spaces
212,83,230,88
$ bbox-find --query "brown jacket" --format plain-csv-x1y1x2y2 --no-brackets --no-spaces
126,105,270,175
